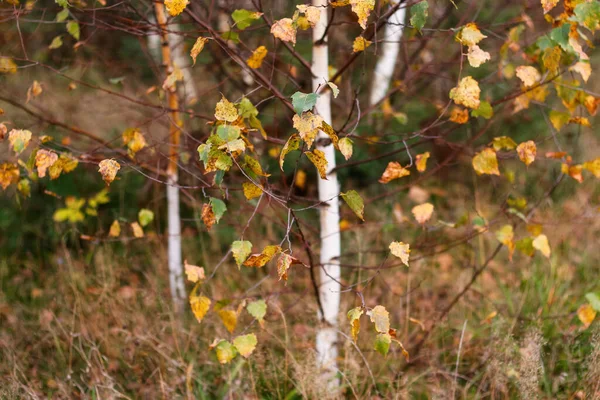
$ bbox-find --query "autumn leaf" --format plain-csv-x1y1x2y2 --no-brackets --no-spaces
541,0,559,14
162,67,183,92
201,203,216,230
233,334,257,358
131,222,144,238
341,190,364,221
412,202,434,224
296,5,321,27
352,36,372,53
389,241,410,267
242,182,263,200
247,299,267,327
583,157,600,177
218,309,238,333
338,137,353,160
0,163,19,190
276,253,304,284
492,136,517,151
450,107,469,124
247,46,268,69
517,141,536,166
350,0,375,29
415,152,430,172
122,128,147,158
164,0,188,17
108,220,121,237
49,153,78,180
190,295,211,323
577,304,596,329
184,260,205,283
516,66,541,87
379,161,410,183
0,57,17,74
290,92,319,115
35,150,58,178
347,307,363,342
374,333,391,356
8,129,32,155
244,245,281,268
280,134,301,170
293,112,323,148
26,80,43,103
456,23,487,46
495,225,515,261
271,18,296,45
232,240,252,268
467,45,491,68
98,159,120,185
215,96,238,122
214,340,237,364
305,149,328,180
232,9,263,30
410,1,429,33
532,234,551,258
369,305,390,333
190,37,208,66
449,76,481,109
472,148,500,175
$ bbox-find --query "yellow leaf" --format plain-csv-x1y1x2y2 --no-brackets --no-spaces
279,134,301,171
8,129,32,155
271,18,296,45
541,0,559,14
583,95,599,116
379,161,410,183
495,225,515,261
350,0,375,29
565,164,584,183
449,107,469,124
352,36,372,53
233,334,258,358
214,340,236,364
184,260,205,283
296,5,321,27
412,202,434,225
568,116,591,127
583,158,600,178
0,163,19,190
369,305,390,333
277,253,293,283
389,241,410,267
215,96,238,122
472,148,500,175
131,222,144,238
190,37,208,66
578,304,596,329
0,57,17,74
456,23,487,46
305,149,328,180
492,136,517,151
190,295,211,323
201,203,216,230
516,140,537,166
449,76,481,109
569,62,591,82
164,0,188,16
26,80,43,103
467,45,491,68
415,152,430,173
347,307,364,342
98,159,120,185
247,46,268,69
293,112,323,148
218,309,238,333
35,149,58,178
294,169,307,190
49,153,78,180
242,182,263,200
516,66,541,87
122,128,147,158
109,220,121,237
162,67,183,92
243,245,282,268
532,234,551,258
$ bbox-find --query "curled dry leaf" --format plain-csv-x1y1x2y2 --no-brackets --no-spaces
305,149,328,180
412,202,434,224
184,260,205,283
35,149,58,178
279,134,301,170
379,161,410,183
449,76,481,109
190,37,208,66
243,245,281,268
98,159,120,185
271,18,296,45
247,46,268,69
277,252,304,284
347,307,363,342
516,66,541,87
201,203,216,230
26,80,43,103
415,152,430,172
517,140,537,166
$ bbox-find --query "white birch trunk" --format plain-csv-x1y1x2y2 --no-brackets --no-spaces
369,2,406,106
167,175,186,309
312,0,341,388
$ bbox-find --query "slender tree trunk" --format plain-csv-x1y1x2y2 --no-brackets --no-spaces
312,0,341,388
369,1,406,106
154,3,186,310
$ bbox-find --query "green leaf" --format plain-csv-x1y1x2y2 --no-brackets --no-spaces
586,293,600,312
49,36,63,50
237,97,258,118
233,334,258,358
232,9,262,30
290,92,319,115
216,125,241,142
215,340,237,364
221,31,240,43
56,8,69,22
549,23,573,53
471,101,493,119
55,0,69,7
138,209,154,227
247,299,267,326
571,1,600,32
231,240,252,268
340,190,364,221
66,21,80,41
410,1,429,34
210,197,227,223
374,333,391,356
